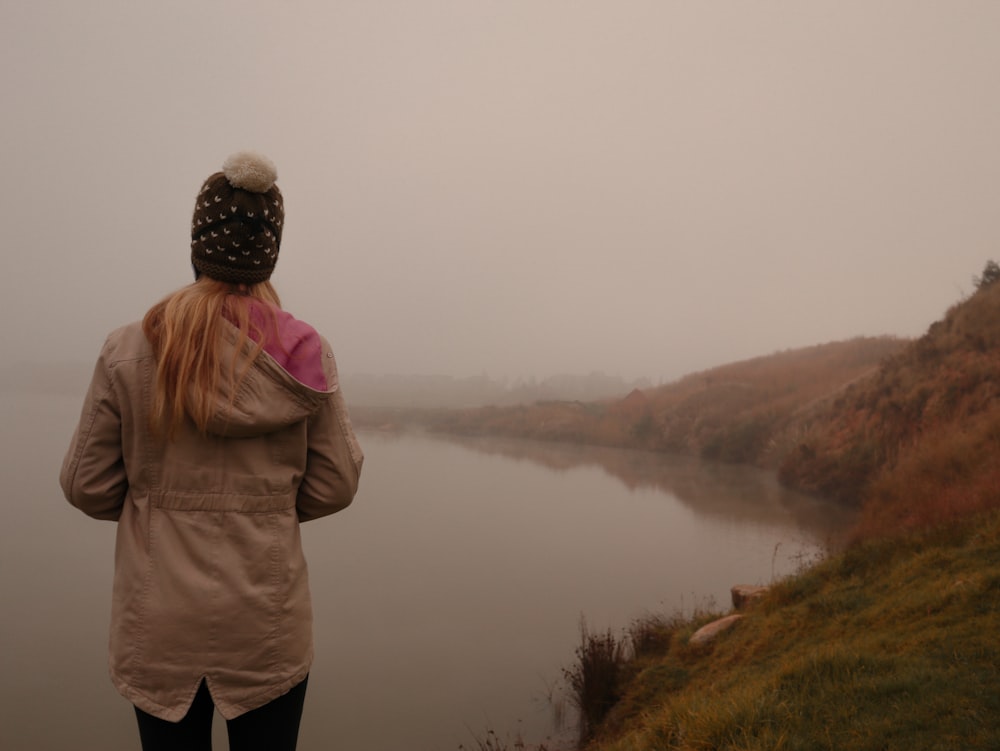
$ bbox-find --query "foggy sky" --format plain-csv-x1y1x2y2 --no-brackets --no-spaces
3,1,999,382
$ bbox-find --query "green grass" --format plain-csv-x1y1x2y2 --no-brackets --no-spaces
578,508,1000,751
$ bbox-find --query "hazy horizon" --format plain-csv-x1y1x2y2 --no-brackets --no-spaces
4,2,999,382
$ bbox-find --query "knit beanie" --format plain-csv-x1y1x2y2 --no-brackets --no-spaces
190,152,285,284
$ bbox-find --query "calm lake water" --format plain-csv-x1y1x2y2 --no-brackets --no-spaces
0,390,854,751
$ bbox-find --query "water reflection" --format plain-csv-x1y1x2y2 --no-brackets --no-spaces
431,431,857,546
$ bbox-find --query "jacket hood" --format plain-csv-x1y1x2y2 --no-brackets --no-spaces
203,325,332,439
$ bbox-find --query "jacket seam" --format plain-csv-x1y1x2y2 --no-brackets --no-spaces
63,379,114,501
129,500,155,680
268,512,281,676
333,398,364,472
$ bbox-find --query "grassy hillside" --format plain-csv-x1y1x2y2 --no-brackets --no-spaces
564,508,1000,751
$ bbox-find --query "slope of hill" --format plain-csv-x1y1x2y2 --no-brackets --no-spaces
780,275,1000,537
566,507,1000,751
641,337,906,465
428,337,907,469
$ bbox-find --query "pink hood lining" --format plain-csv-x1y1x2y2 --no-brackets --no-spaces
243,301,328,392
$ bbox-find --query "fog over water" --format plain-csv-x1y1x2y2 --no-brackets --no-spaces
3,2,1000,382
2,3,998,749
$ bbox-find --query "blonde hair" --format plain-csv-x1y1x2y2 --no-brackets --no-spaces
142,277,282,437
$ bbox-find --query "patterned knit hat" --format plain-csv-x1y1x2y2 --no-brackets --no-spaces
190,152,285,284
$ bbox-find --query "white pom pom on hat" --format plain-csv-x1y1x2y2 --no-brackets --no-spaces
222,151,278,193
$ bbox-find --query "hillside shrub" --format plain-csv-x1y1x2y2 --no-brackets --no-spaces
974,259,1000,290
562,621,630,744
701,412,778,464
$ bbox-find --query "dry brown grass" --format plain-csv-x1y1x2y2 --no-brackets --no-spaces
854,407,1000,539
430,337,905,470
780,277,1000,534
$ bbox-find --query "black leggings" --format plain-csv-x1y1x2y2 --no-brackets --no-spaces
134,676,308,751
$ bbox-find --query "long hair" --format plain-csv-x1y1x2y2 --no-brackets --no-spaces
142,277,282,437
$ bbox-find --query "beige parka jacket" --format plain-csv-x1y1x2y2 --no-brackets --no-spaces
60,316,363,721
